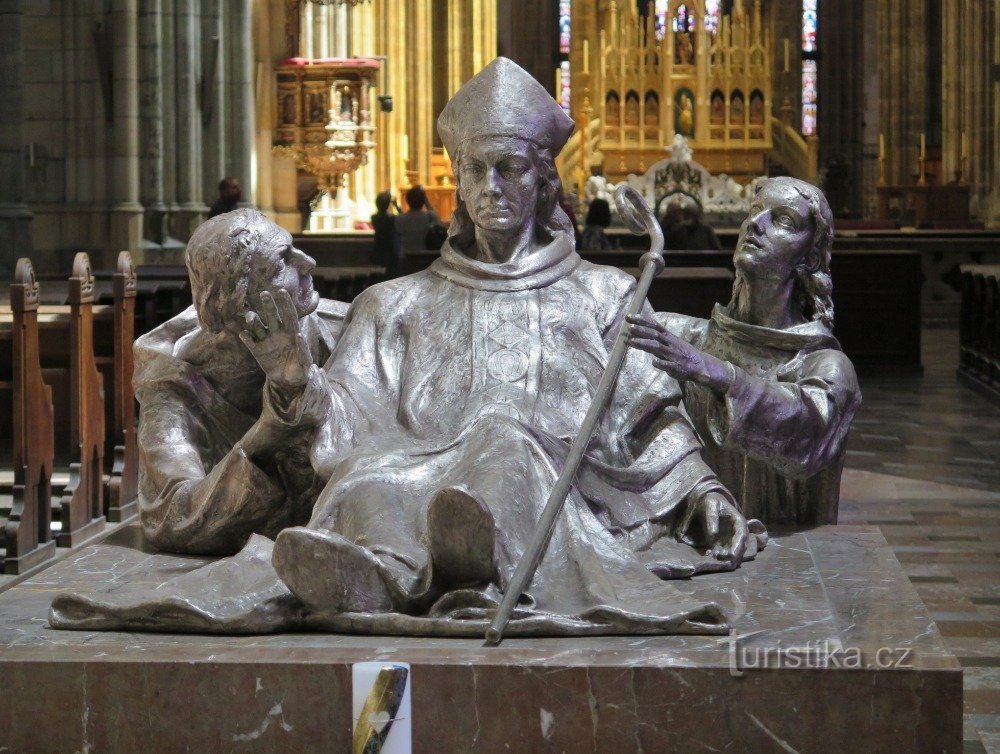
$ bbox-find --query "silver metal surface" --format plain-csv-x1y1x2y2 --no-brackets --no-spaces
628,177,862,525
51,59,766,638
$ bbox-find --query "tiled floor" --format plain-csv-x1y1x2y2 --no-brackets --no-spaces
841,328,1000,753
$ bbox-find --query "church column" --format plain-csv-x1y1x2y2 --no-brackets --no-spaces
469,0,495,77
160,0,178,224
967,0,999,222
200,0,224,204
0,0,31,273
173,0,206,239
109,0,144,265
447,0,464,96
408,0,432,183
225,0,254,206
138,0,166,254
351,0,376,215
941,0,963,183
251,0,274,217
879,0,929,187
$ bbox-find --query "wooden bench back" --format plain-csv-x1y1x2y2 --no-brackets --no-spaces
2,259,57,574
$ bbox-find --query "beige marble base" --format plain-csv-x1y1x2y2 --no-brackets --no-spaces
0,525,962,752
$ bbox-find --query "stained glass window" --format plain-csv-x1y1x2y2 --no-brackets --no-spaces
672,4,695,33
559,0,571,54
654,0,668,40
801,0,818,135
705,0,720,34
560,61,572,114
802,0,817,53
801,60,817,135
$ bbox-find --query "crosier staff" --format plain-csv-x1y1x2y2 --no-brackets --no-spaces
485,185,665,646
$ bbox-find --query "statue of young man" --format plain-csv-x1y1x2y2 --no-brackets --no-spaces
628,178,862,525
247,59,763,634
135,209,347,554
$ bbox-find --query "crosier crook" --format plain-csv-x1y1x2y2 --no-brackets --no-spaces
485,185,666,646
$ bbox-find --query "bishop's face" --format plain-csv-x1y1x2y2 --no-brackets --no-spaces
734,181,816,280
457,137,539,235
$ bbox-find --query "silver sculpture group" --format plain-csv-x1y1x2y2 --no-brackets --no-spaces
50,59,860,642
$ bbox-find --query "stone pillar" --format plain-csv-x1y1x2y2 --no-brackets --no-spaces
108,0,144,266
173,0,206,239
139,0,167,253
409,0,432,184
251,0,274,217
315,3,329,58
0,1,31,274
941,0,962,183
160,0,178,219
336,4,349,58
878,0,929,186
201,0,224,203
226,0,254,206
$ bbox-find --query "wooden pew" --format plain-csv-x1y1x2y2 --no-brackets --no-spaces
50,254,106,546
2,259,56,574
959,265,1000,401
106,252,138,521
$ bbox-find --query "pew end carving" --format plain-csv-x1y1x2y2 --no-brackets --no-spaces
55,252,106,547
106,251,138,522
2,258,56,574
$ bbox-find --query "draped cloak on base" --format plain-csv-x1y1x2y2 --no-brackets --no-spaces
50,231,764,637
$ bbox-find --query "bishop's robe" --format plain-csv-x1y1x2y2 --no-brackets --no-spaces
49,234,763,637
270,231,764,634
662,304,862,525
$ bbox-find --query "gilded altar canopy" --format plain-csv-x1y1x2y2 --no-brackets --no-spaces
437,56,575,156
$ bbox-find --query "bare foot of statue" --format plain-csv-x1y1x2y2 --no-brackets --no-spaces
427,486,496,586
272,527,394,613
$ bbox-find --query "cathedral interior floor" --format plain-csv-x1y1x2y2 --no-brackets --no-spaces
841,327,1000,753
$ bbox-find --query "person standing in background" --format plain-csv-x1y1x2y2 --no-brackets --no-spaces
395,185,442,254
371,191,403,279
208,177,242,218
580,198,612,251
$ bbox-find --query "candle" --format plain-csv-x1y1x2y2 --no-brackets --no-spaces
783,39,790,73
879,133,885,160
583,40,589,74
920,132,926,158
555,66,561,98
961,131,968,159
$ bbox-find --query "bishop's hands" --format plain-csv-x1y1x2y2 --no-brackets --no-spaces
626,314,734,394
678,491,749,566
239,289,312,394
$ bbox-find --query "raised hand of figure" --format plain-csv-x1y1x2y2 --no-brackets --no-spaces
626,314,733,392
239,289,311,392
677,491,749,566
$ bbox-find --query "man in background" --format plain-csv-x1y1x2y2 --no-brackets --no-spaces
208,177,242,218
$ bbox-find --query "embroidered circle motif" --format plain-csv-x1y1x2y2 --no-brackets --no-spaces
487,349,529,382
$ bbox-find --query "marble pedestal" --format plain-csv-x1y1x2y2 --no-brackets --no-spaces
0,525,961,752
